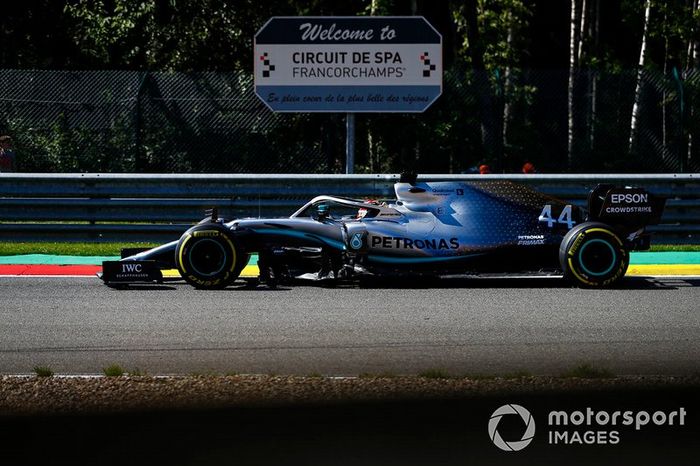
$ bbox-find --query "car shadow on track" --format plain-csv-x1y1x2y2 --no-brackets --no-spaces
107,285,178,291
623,277,700,290
107,277,700,291
351,276,700,290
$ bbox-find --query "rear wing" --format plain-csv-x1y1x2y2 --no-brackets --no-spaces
587,184,665,227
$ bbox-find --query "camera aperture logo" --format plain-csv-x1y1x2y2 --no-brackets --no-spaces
488,403,688,451
488,404,536,451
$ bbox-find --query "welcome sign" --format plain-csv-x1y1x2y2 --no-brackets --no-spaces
254,17,442,112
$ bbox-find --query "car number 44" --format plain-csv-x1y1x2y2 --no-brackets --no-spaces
538,204,576,229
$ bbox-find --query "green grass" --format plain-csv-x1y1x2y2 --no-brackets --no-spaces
418,368,454,379
561,363,615,379
103,364,125,377
419,370,529,380
0,242,159,256
33,366,54,377
0,242,697,257
462,373,498,380
649,244,700,252
188,370,220,377
128,368,146,376
358,371,397,379
502,370,533,379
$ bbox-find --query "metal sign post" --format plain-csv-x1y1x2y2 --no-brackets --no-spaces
345,113,355,174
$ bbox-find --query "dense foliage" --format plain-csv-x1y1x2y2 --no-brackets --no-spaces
1,1,698,173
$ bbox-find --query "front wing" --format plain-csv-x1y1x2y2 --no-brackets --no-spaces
100,260,164,285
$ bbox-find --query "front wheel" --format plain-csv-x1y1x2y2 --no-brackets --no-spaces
175,223,244,289
559,222,629,288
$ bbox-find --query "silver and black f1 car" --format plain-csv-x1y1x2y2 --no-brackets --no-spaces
100,174,665,289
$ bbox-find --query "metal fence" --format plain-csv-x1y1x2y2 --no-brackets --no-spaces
0,173,696,243
0,70,326,173
1,68,698,174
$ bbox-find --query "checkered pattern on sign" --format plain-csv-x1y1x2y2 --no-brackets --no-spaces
420,52,437,77
260,52,275,78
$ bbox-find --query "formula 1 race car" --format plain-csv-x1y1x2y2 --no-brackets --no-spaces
100,174,665,289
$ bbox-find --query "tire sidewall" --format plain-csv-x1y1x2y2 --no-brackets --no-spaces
175,224,240,289
559,222,629,288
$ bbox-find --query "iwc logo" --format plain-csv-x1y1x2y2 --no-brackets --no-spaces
488,404,536,452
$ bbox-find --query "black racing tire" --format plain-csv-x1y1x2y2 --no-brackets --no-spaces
559,222,629,288
175,223,245,289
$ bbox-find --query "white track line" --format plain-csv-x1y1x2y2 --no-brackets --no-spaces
0,374,360,379
1,274,699,279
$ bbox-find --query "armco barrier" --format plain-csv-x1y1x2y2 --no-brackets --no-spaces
0,173,697,243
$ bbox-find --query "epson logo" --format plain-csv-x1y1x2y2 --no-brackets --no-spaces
611,193,648,204
121,263,143,273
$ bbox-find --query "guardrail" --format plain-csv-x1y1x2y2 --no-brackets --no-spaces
0,173,697,243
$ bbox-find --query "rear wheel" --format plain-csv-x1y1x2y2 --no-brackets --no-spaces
559,222,629,288
175,224,244,289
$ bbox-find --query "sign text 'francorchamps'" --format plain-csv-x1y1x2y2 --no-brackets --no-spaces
254,17,442,112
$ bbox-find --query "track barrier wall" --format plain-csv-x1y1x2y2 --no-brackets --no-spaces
0,173,697,243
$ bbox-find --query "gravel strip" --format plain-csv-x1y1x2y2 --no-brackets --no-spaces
1,375,698,415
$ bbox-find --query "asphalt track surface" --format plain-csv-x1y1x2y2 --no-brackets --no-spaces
1,276,698,376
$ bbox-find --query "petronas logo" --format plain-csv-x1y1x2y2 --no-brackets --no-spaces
350,233,363,250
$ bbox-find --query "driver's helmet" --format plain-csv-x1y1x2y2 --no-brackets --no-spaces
317,203,330,219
